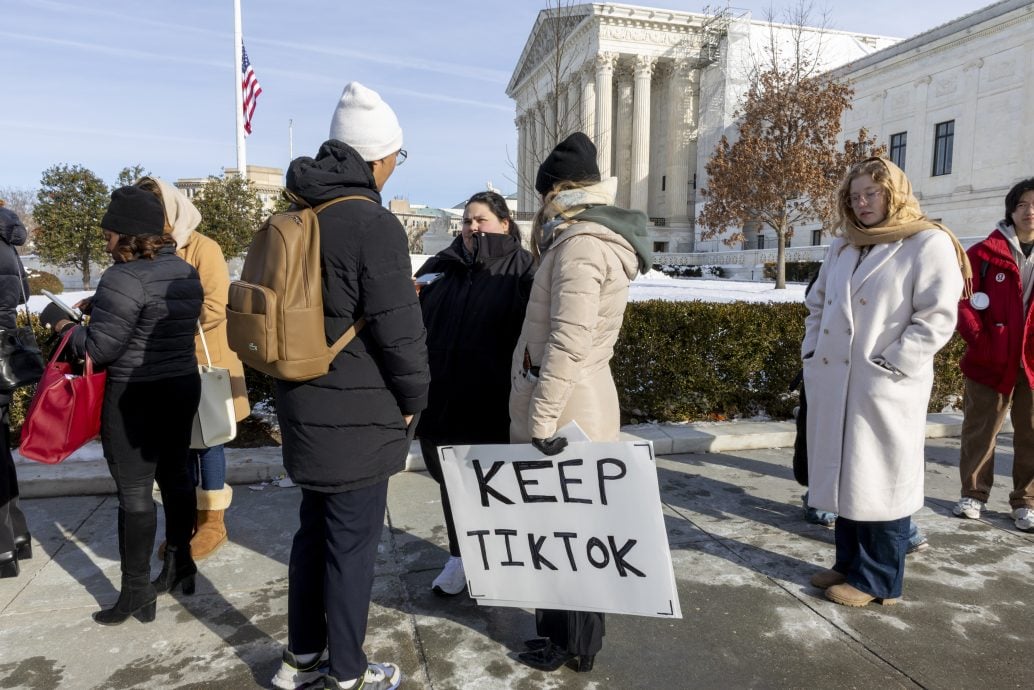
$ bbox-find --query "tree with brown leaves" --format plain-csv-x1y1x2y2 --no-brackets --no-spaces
699,7,883,289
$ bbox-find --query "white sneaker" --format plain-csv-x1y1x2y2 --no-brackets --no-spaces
1013,507,1034,532
431,556,466,596
325,662,403,690
953,497,984,520
271,649,329,689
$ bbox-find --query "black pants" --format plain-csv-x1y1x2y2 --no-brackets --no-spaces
536,608,605,657
418,438,459,557
0,407,28,555
288,480,389,681
101,374,200,555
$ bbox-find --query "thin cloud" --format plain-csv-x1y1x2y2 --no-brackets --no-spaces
0,120,221,146
0,31,222,68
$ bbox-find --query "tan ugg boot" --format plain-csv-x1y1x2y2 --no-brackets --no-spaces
189,486,233,560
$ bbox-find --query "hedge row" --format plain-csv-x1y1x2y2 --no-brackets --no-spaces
613,300,967,423
6,301,969,434
762,261,822,283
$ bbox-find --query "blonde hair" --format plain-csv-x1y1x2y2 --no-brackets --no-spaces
530,179,598,261
834,159,899,235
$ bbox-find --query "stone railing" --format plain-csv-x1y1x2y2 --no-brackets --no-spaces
653,245,830,267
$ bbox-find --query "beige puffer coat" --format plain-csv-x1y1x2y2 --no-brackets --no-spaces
141,177,251,422
509,179,640,443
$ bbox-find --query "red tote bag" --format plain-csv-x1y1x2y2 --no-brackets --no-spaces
19,329,106,464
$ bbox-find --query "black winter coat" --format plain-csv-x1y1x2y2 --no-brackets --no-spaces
0,208,29,407
276,140,429,492
66,245,203,382
416,233,534,443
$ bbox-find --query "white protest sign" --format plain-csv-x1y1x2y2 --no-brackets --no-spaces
439,440,682,619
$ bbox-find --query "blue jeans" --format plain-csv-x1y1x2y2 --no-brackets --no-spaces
834,515,910,599
189,445,226,490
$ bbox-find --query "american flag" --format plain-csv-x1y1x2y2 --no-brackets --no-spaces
241,42,262,135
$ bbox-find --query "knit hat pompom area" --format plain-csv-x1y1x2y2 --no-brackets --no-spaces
101,186,165,237
328,81,404,162
535,131,601,195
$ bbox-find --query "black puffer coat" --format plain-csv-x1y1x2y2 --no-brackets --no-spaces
276,140,429,492
0,208,29,407
66,245,203,381
416,233,534,443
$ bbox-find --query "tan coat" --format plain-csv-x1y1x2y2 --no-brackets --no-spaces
142,177,251,422
509,180,639,443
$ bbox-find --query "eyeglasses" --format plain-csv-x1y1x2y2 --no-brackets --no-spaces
849,190,882,207
396,149,407,166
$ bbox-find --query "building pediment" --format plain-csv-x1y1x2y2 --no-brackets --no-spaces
507,4,593,97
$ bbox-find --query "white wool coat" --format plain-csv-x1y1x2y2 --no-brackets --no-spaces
802,230,962,521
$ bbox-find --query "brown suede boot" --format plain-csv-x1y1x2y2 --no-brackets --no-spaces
189,486,233,560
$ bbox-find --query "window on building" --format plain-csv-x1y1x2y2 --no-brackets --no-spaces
811,229,823,246
661,175,666,192
756,234,765,250
932,120,954,176
653,241,669,253
889,132,907,169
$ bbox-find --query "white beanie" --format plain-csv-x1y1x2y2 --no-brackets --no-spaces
328,82,403,162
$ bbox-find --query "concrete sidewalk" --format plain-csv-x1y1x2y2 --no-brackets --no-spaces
3,417,1033,689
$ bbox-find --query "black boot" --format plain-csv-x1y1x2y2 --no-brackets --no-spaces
13,534,31,560
152,545,197,595
94,507,157,625
0,550,18,579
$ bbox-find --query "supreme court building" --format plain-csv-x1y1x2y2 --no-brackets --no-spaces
508,1,1032,256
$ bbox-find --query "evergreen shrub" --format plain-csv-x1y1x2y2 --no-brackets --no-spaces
612,300,966,423
763,261,822,283
26,270,63,295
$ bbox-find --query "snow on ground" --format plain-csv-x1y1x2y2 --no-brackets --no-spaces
25,272,804,316
629,269,805,303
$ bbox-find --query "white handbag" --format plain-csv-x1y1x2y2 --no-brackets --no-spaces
190,322,237,449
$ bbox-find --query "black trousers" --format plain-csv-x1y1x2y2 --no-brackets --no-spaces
0,407,28,554
288,480,389,681
418,438,459,557
536,608,605,657
101,374,200,553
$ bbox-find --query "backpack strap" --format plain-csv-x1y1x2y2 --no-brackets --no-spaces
307,194,376,356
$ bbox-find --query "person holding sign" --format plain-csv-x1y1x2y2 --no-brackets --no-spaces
414,191,535,596
508,132,652,672
953,178,1034,532
803,158,968,607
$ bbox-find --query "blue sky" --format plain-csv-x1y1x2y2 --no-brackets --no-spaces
2,0,994,208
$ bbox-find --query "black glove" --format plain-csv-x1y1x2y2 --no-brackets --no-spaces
39,302,73,331
532,436,568,456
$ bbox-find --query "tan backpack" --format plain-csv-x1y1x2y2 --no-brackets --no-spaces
226,193,371,381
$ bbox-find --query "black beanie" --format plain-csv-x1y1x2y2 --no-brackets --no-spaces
535,132,601,195
101,186,165,236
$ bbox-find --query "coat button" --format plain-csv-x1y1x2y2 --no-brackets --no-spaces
860,298,867,305
822,357,829,364
823,328,829,334
827,299,832,305
844,359,849,364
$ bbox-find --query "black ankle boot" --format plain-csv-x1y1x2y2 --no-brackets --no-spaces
0,551,18,579
517,642,575,672
152,545,197,595
14,534,31,560
576,654,595,672
93,579,157,625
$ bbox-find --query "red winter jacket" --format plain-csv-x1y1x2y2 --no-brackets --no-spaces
957,227,1034,394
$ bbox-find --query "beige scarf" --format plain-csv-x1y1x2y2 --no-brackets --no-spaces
842,158,972,297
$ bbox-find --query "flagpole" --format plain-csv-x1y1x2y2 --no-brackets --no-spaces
233,0,247,177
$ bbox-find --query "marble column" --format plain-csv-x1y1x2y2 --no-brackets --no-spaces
535,102,547,166
544,90,557,155
909,76,931,182
630,55,655,214
665,59,696,225
522,113,536,211
516,114,527,211
557,83,569,142
580,65,596,142
594,52,617,177
956,59,983,191
614,64,634,209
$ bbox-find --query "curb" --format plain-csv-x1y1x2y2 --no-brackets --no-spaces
16,413,974,499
